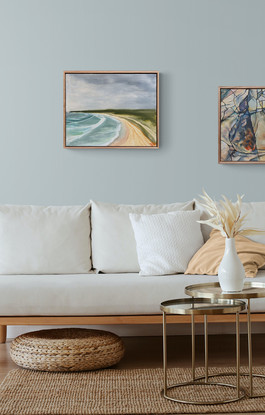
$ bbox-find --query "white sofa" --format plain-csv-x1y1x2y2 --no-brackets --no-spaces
1,199,265,343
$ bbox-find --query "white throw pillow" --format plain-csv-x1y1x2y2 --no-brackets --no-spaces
91,200,194,273
129,210,203,275
0,205,91,274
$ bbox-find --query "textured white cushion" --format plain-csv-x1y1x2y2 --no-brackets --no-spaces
0,205,91,274
129,210,203,275
91,200,194,273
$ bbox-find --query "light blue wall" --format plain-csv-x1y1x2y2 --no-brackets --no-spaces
1,0,265,205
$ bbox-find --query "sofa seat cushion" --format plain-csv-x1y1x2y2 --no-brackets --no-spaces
1,271,265,316
91,200,194,273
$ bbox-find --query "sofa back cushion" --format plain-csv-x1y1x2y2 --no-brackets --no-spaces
196,199,265,240
194,199,212,242
91,200,194,273
240,202,265,244
0,205,91,274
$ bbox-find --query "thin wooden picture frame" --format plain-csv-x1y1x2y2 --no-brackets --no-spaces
64,71,159,149
218,86,265,164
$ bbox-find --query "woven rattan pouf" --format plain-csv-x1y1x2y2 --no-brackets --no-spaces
10,328,125,372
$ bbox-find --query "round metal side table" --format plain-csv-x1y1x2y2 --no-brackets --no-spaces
160,297,246,405
185,281,265,398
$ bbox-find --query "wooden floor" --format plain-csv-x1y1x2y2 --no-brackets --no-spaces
119,333,265,369
1,334,265,413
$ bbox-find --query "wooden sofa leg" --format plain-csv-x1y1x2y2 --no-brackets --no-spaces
0,325,7,343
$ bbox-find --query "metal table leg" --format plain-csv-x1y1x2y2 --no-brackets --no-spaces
247,299,253,397
199,301,265,399
161,311,245,404
235,297,265,399
163,311,167,396
238,298,265,398
204,315,208,383
192,313,195,381
236,311,240,398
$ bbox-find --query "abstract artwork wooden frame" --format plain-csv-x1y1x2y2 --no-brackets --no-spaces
64,71,159,149
219,86,265,164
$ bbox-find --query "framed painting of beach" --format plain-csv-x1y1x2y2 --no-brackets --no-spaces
64,71,159,148
219,87,265,164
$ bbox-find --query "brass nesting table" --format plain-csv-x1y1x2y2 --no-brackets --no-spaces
160,297,246,405
185,281,265,398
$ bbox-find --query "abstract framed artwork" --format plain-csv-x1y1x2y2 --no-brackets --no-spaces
219,87,265,164
64,71,159,148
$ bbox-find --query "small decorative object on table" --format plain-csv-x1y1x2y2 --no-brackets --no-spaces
198,190,262,292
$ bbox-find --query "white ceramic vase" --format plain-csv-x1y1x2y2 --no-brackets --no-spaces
218,237,245,292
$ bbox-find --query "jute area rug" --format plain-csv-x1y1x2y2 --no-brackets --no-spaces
1,367,265,414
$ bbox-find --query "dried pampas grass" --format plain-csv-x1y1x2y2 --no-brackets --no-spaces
198,190,263,239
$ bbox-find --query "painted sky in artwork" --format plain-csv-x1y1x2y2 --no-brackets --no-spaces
66,73,157,112
220,88,265,162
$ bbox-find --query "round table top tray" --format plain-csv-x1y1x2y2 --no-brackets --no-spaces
160,297,246,315
185,281,265,300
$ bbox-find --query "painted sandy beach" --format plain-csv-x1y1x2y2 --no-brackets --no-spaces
110,115,155,147
64,72,158,148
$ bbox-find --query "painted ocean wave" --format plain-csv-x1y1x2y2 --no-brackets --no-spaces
66,112,121,146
